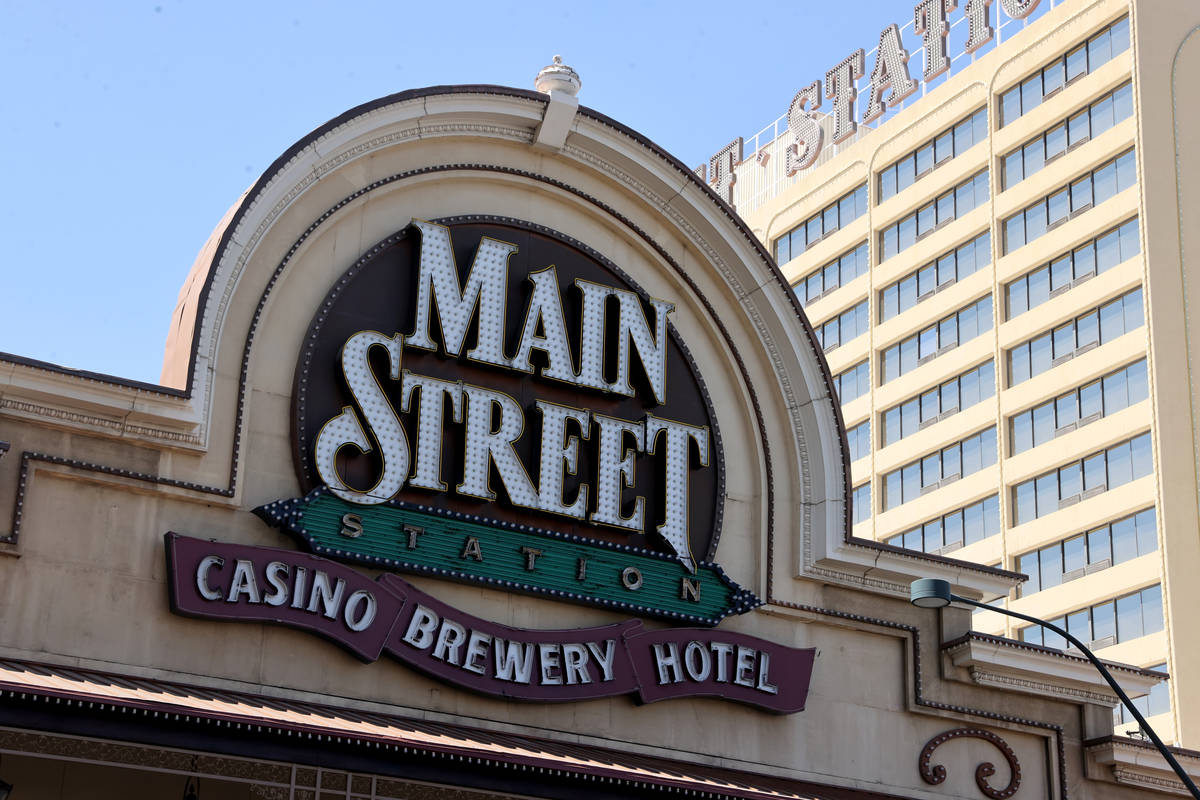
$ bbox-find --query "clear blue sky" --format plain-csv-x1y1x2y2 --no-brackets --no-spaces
2,0,909,383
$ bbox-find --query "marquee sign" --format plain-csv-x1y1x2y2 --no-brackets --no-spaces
165,215,814,712
262,217,753,623
166,534,814,712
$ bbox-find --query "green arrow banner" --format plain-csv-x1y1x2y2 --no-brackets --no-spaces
254,488,759,626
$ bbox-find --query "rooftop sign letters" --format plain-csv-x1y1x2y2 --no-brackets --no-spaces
705,0,1049,201
166,217,813,712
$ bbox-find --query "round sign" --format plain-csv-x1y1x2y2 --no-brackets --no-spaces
292,216,724,568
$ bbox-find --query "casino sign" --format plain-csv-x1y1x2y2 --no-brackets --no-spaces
165,214,815,711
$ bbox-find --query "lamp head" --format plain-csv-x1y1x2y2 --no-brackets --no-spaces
910,578,953,609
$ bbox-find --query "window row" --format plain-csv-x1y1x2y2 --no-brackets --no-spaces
879,231,991,322
882,361,995,448
814,299,869,353
846,420,870,461
1114,663,1169,725
884,495,1001,553
1019,584,1162,652
999,17,1130,128
881,170,989,262
1012,432,1152,526
1008,287,1142,386
1010,359,1147,456
879,108,988,202
774,184,868,265
1002,82,1134,191
1017,507,1156,598
882,295,993,384
793,242,869,307
852,483,871,525
834,360,870,405
1003,149,1136,255
882,427,997,512
1006,218,1140,319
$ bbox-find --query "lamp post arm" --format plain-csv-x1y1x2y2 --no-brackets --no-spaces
950,593,1200,800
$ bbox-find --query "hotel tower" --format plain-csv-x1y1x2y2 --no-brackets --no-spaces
726,0,1200,746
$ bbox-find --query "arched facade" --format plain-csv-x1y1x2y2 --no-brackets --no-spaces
0,78,1186,799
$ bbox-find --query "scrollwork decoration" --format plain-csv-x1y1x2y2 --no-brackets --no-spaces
919,727,1021,799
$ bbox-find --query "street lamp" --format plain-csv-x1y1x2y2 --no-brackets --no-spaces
909,578,1200,800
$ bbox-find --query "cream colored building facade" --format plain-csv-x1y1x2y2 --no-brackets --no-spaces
734,0,1200,748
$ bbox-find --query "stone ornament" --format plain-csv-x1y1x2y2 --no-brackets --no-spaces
535,55,581,96
918,727,1022,799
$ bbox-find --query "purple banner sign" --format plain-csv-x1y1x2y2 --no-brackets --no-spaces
165,534,815,713
165,532,406,662
377,573,642,702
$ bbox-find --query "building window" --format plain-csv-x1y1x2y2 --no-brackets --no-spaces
814,299,869,353
1017,508,1156,597
1011,431,1153,525
972,595,1005,623
793,242,869,307
774,184,868,265
852,483,871,525
1002,149,1137,255
878,108,988,202
1115,662,1170,725
880,171,989,262
1006,218,1140,319
1002,82,1134,190
846,420,870,461
1019,584,1162,651
1010,360,1148,455
882,295,993,384
834,360,871,405
880,231,991,322
882,427,996,512
882,361,995,448
884,495,1000,552
1007,288,1142,387
999,17,1130,128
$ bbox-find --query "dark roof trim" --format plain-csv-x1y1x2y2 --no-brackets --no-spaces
846,536,1028,580
943,632,1170,678
0,351,185,398
1084,734,1200,761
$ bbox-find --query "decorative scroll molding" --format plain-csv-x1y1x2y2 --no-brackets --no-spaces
1086,736,1200,797
919,727,1021,799
1111,767,1195,796
0,397,203,446
968,667,1118,707
804,563,910,594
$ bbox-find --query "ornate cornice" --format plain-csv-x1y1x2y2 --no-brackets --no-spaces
968,668,1117,706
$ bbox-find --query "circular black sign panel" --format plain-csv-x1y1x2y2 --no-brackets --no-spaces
293,217,723,565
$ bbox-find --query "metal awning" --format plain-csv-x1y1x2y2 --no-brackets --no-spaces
0,657,901,800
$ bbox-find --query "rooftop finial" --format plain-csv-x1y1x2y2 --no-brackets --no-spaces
535,55,581,97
